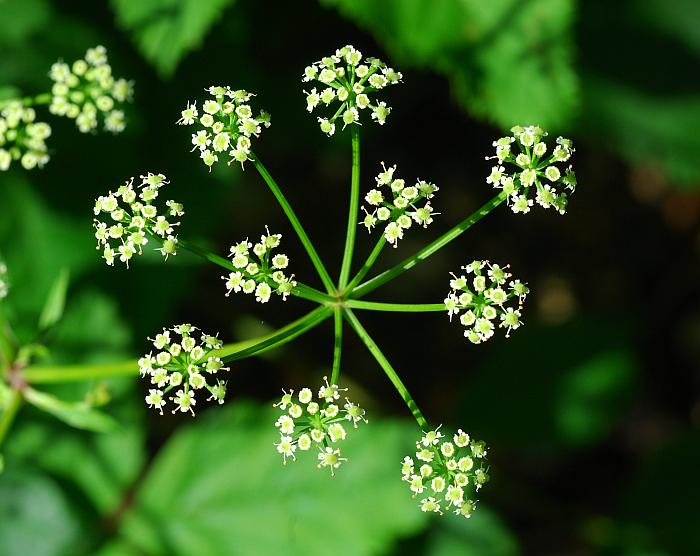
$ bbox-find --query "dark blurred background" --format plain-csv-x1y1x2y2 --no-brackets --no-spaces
0,0,699,555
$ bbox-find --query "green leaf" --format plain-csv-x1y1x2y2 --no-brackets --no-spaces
425,507,520,556
23,387,117,433
0,468,81,556
0,177,95,341
0,0,51,47
110,0,235,77
581,77,700,186
118,402,427,556
458,316,638,453
38,268,70,332
321,0,578,129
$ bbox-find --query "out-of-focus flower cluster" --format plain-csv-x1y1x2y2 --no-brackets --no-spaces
444,260,529,344
0,102,51,171
177,86,271,169
140,324,229,415
222,227,296,303
303,45,402,136
49,45,133,134
93,173,183,268
361,162,439,247
402,427,489,518
273,377,367,475
0,260,8,300
487,125,576,215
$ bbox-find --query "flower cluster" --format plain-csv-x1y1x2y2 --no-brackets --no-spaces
0,102,51,171
222,227,296,303
139,324,229,415
273,377,367,475
487,125,576,215
49,45,133,134
93,173,183,268
0,260,8,300
444,260,529,344
402,427,489,518
177,86,271,169
361,163,439,247
303,45,402,136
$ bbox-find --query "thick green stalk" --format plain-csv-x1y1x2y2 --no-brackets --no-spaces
177,239,334,304
352,191,508,299
250,154,335,293
345,300,445,312
343,309,428,430
330,308,343,385
345,236,385,293
22,307,331,383
0,389,22,448
338,126,361,290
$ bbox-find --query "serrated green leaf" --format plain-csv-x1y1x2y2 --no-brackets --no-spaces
321,0,578,129
118,402,427,556
23,387,117,433
110,0,235,77
38,268,70,332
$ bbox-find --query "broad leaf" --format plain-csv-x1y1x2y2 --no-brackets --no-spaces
321,0,578,129
111,0,235,77
118,402,428,556
23,387,118,433
38,268,70,332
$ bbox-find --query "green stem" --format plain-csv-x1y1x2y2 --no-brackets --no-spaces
250,153,335,293
0,389,22,448
330,308,343,385
0,93,51,110
345,300,445,312
338,126,361,290
352,191,508,299
345,236,386,293
177,239,334,304
22,361,139,383
222,306,331,363
22,307,332,383
343,308,428,430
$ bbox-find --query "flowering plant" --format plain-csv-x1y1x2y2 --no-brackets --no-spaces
0,44,577,521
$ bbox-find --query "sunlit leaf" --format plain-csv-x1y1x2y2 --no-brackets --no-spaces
321,0,579,129
23,387,118,433
118,402,428,556
110,0,235,77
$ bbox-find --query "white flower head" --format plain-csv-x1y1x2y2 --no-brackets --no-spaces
302,45,402,135
49,46,133,134
402,425,489,519
445,260,527,343
486,125,576,215
179,86,270,169
223,226,296,303
140,324,229,415
93,175,183,267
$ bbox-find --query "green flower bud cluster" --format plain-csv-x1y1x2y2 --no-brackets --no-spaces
303,45,402,136
487,125,576,215
444,260,529,344
178,86,271,169
140,324,229,415
0,102,51,171
49,45,133,134
0,260,8,300
402,427,489,518
222,227,296,303
93,173,183,268
273,377,367,475
362,162,439,247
